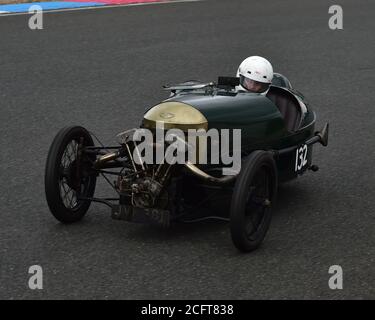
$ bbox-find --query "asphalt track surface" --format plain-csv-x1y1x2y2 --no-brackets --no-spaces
0,0,374,299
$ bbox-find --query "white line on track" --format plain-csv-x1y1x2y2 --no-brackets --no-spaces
0,0,205,17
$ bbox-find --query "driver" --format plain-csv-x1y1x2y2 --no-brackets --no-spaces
236,56,273,95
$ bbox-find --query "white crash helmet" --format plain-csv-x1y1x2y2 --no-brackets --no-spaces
236,56,273,94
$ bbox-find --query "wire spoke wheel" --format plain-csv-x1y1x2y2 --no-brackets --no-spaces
45,126,97,223
59,141,79,209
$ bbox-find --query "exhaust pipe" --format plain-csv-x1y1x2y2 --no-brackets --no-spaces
184,161,237,184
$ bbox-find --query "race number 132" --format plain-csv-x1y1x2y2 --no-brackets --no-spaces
295,144,308,172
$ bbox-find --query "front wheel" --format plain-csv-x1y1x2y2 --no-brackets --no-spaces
230,151,278,252
45,126,97,223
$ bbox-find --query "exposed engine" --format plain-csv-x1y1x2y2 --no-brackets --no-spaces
116,169,170,209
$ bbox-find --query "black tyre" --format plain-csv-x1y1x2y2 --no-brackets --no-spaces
45,126,97,223
230,151,278,252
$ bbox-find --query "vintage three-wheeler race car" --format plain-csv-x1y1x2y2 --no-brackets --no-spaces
45,74,329,252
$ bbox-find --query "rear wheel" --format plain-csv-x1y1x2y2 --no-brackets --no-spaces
230,151,278,252
45,126,97,223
